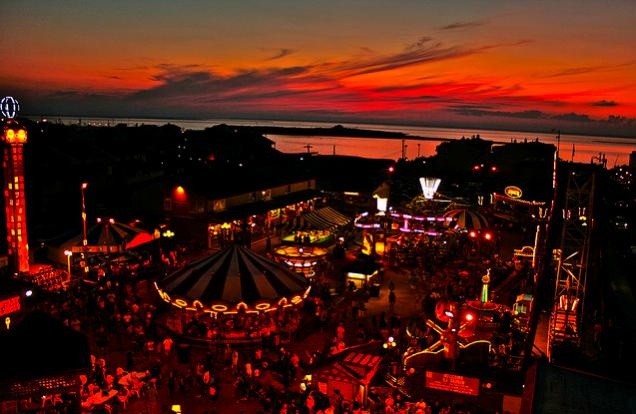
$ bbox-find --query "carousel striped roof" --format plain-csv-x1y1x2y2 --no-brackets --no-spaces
443,209,489,230
156,245,310,305
56,219,153,249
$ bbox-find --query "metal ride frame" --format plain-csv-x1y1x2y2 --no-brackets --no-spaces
547,167,595,360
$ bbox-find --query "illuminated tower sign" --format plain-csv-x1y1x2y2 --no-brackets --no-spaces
419,177,441,200
1,96,30,274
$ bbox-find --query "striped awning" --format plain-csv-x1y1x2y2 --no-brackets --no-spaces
442,209,489,230
303,207,351,230
55,219,155,253
156,245,310,312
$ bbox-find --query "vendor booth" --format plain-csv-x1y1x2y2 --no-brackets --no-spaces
309,342,383,408
273,245,328,278
343,256,383,293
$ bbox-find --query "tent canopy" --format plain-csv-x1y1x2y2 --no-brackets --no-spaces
46,219,155,264
286,207,351,232
443,209,489,230
156,244,310,314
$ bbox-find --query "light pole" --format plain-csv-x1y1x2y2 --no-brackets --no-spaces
64,250,72,277
81,182,88,246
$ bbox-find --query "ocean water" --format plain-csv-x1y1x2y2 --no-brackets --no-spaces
35,116,635,166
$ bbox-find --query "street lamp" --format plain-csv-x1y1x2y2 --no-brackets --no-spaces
81,183,88,246
64,250,72,277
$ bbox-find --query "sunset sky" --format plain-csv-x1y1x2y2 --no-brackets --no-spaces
1,0,635,136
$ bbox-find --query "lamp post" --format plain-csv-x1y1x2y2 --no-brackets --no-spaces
64,250,72,277
81,182,88,246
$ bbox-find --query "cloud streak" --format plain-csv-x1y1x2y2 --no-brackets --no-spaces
265,48,296,61
592,100,617,107
541,61,636,78
439,21,484,30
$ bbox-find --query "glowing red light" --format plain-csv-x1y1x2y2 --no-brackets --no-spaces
388,166,395,173
465,313,474,322
469,231,477,238
490,166,497,172
473,165,481,171
483,232,493,241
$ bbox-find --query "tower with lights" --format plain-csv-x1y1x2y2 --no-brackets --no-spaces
1,96,30,274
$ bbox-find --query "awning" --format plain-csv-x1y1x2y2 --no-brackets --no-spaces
302,207,351,230
442,209,489,230
210,189,320,222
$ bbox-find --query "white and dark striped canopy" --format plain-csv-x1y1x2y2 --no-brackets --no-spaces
443,209,489,230
156,245,310,307
303,207,351,229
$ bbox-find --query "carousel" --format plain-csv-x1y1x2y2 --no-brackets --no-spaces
156,244,312,345
155,244,311,315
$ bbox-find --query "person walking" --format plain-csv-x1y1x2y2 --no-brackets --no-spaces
389,290,396,313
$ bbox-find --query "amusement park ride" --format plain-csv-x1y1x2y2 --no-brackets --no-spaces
401,267,537,389
547,167,595,361
1,96,30,275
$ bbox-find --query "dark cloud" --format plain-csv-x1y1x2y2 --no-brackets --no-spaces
551,112,591,122
372,84,433,93
605,115,634,125
265,48,295,61
542,66,600,78
449,104,497,111
592,100,617,107
406,36,434,51
454,108,546,119
451,107,597,124
129,65,312,103
542,61,635,78
318,35,530,79
440,21,484,30
332,43,463,78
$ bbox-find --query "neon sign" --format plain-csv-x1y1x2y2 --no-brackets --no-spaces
504,186,523,199
1,96,20,119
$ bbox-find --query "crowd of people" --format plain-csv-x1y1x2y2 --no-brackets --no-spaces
12,209,537,414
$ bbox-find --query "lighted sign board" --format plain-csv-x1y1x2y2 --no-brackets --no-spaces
0,295,21,317
425,371,480,396
504,186,523,199
71,245,122,254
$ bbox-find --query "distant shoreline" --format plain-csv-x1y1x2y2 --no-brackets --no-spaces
23,114,636,141
228,124,454,142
